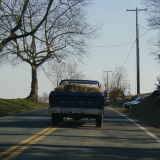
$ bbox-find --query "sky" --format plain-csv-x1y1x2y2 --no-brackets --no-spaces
0,0,160,99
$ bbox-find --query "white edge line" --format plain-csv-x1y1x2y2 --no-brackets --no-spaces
110,108,160,143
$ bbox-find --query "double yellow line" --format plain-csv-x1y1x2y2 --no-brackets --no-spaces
0,126,58,160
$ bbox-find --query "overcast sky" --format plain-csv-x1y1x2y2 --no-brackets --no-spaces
0,0,159,98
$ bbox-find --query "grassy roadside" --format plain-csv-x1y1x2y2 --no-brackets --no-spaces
0,98,48,118
109,102,134,118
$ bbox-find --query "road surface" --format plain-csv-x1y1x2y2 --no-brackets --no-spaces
0,106,160,160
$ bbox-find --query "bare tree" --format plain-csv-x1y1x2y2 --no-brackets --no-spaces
48,62,85,86
142,0,160,63
110,67,129,94
0,0,53,52
38,92,48,103
155,76,160,90
101,67,129,102
65,63,85,80
0,0,97,101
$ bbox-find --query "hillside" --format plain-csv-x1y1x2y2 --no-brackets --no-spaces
130,90,160,128
0,98,48,117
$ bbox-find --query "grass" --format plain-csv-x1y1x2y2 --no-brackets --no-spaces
110,90,160,129
0,98,48,117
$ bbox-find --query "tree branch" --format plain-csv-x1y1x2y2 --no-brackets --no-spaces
0,0,53,52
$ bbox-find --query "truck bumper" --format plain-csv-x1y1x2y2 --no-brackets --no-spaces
48,107,104,115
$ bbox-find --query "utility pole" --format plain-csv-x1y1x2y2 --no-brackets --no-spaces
126,7,147,94
103,71,112,91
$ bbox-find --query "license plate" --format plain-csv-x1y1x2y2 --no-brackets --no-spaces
72,108,81,113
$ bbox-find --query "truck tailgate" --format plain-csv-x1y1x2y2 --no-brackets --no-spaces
49,91,104,108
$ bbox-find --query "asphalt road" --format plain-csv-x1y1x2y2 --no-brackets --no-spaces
0,106,160,160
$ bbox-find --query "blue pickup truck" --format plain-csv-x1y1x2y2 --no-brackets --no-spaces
48,79,104,127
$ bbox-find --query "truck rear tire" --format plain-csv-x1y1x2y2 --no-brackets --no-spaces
51,113,59,126
96,115,103,127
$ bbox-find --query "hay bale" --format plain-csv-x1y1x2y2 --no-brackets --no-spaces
54,82,102,93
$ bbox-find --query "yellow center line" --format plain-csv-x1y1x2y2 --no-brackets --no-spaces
3,127,57,160
0,126,57,160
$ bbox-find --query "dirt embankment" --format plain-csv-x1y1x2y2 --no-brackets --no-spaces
131,90,160,128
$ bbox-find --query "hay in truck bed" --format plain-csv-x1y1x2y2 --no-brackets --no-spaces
48,79,104,127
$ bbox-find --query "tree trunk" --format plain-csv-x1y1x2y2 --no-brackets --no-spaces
26,65,38,101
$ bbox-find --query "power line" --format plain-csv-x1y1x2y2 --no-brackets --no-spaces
104,0,132,69
139,23,158,38
40,65,54,85
89,26,151,69
115,0,134,67
121,40,136,68
89,41,135,48
89,25,151,48
117,29,136,66
139,24,151,30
